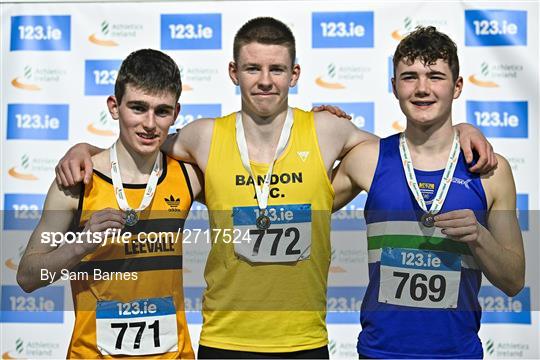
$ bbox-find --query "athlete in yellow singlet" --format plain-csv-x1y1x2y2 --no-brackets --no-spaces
17,49,201,359
202,108,333,353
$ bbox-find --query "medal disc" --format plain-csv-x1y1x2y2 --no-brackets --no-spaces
125,210,139,227
256,215,271,230
421,212,435,227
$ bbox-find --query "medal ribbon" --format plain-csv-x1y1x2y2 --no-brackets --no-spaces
110,141,162,214
399,130,460,215
235,108,293,213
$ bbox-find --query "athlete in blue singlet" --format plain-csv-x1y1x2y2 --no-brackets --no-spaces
332,26,525,358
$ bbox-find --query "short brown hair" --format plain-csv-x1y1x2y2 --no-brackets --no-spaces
233,17,296,67
115,49,182,104
393,26,459,82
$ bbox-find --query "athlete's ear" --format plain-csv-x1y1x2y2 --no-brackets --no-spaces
453,76,464,99
229,61,239,86
173,103,181,125
290,63,300,87
391,78,398,99
107,96,120,120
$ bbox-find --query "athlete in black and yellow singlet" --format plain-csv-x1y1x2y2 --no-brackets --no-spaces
68,155,194,359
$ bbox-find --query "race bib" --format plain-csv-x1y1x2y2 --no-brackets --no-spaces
96,297,178,356
233,204,311,263
378,248,461,309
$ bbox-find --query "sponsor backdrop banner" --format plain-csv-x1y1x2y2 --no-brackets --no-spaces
1,1,538,358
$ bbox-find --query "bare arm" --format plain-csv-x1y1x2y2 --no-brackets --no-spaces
454,123,497,173
315,111,378,173
56,118,214,187
315,112,495,176
332,140,379,212
17,181,125,292
56,143,103,186
183,162,205,204
434,154,525,296
161,118,214,172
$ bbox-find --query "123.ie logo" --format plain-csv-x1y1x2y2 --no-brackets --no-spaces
465,10,527,46
312,11,374,48
467,101,528,138
161,14,221,50
10,15,70,51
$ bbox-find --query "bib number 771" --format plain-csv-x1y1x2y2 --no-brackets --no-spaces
96,298,178,356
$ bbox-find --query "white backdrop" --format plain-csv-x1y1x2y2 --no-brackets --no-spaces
1,1,539,358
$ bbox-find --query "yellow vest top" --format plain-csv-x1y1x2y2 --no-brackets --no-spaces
201,108,334,352
67,155,194,359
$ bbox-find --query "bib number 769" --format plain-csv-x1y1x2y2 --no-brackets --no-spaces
393,271,446,302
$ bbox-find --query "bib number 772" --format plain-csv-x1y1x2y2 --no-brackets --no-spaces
233,204,312,263
249,227,301,256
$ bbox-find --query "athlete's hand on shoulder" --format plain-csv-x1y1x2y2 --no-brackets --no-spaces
455,123,497,174
56,143,97,187
434,209,486,244
79,208,126,255
311,104,352,120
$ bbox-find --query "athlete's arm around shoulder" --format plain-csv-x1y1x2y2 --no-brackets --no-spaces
162,117,215,172
332,139,380,212
16,181,84,292
314,111,378,172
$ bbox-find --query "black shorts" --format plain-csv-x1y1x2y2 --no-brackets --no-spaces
198,344,330,359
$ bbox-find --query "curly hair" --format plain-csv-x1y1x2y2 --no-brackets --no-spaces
393,26,459,81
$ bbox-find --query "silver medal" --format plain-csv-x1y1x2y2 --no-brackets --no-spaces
125,209,139,227
256,214,271,230
421,212,435,228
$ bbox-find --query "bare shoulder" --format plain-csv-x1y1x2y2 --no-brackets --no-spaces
45,179,81,212
481,154,513,182
91,149,110,175
481,153,515,208
178,117,215,152
341,139,380,192
343,139,379,171
314,111,357,136
181,117,215,137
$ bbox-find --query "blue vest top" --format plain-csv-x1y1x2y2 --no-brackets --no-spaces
358,133,488,359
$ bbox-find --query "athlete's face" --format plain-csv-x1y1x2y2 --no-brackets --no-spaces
392,58,463,127
229,42,300,118
108,85,179,156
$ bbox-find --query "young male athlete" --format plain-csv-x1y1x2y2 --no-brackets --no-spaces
17,49,201,358
55,19,496,359
332,26,525,359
